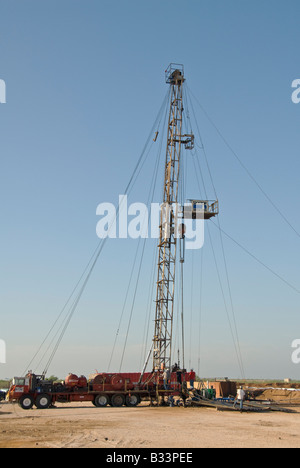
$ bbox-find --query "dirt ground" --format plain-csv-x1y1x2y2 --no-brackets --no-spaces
1,400,300,448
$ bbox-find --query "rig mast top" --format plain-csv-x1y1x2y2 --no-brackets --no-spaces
165,63,185,85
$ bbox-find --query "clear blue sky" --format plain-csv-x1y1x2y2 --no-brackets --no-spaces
1,0,300,380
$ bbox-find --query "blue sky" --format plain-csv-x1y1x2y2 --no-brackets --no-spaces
1,0,300,380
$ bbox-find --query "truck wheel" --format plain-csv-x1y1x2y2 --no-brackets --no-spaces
111,393,125,407
19,395,34,410
94,394,110,408
35,394,51,409
125,394,140,407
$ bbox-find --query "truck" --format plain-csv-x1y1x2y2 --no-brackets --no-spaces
7,370,192,410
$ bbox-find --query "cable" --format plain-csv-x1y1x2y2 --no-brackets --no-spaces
210,220,300,295
180,258,185,371
117,98,169,372
188,254,194,371
206,221,245,378
197,249,204,378
24,89,171,377
118,235,147,373
187,85,300,240
215,220,245,379
107,234,143,372
140,91,170,370
186,93,245,377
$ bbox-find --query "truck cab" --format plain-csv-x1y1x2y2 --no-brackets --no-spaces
9,376,31,397
7,374,51,409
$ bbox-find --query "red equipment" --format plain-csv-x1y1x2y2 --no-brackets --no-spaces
7,370,191,410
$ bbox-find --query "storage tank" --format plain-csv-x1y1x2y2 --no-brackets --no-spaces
77,375,87,388
65,374,79,388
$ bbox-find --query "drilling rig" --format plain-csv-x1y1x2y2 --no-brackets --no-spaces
153,64,195,373
8,64,218,410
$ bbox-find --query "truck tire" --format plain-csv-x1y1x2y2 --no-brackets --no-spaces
125,394,140,407
111,393,125,407
94,394,110,408
19,395,34,410
35,394,51,409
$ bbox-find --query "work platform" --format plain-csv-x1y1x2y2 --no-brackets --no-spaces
183,199,219,220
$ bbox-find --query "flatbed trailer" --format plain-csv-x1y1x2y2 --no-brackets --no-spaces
7,371,191,410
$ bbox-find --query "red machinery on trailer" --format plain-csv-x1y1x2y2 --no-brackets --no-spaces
7,370,193,410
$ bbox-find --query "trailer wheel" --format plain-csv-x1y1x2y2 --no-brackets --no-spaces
94,394,110,408
35,394,51,409
111,393,125,407
19,395,34,410
125,394,140,407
